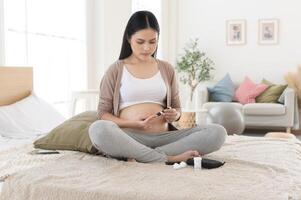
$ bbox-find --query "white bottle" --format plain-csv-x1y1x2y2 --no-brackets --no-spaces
194,157,202,170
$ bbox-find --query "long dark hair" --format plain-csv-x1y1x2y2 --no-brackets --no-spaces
119,10,160,60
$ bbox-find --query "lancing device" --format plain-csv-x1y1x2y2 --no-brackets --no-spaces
156,107,172,116
156,110,164,116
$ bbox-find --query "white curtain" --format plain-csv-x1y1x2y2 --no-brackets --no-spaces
3,0,87,117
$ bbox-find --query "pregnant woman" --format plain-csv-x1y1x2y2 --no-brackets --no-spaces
89,10,226,163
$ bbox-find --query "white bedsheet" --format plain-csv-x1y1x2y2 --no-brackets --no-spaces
0,135,301,200
0,135,35,151
0,135,37,195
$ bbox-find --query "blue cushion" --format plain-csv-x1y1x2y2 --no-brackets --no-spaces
208,74,235,102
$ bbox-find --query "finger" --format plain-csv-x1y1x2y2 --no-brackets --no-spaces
163,114,177,121
163,111,177,119
163,112,177,117
163,115,172,119
193,151,200,157
143,123,152,128
146,114,158,120
145,115,158,123
163,108,176,113
165,119,174,123
163,106,172,111
164,117,175,121
164,114,177,120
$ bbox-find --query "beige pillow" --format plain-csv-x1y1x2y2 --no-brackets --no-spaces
255,79,287,103
34,111,98,153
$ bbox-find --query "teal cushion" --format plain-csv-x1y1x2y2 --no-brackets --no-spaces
208,74,235,102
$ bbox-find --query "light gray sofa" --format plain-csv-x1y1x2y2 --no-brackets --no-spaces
198,87,299,132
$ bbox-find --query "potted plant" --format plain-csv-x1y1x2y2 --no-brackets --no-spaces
176,38,215,109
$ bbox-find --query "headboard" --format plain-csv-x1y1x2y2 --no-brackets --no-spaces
0,67,33,106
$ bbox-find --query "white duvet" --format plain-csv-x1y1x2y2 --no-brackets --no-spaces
0,135,35,152
0,135,301,200
0,136,37,194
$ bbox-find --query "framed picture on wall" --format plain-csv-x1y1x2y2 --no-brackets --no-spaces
226,19,246,45
258,19,279,45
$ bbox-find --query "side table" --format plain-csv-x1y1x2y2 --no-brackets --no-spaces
69,90,99,117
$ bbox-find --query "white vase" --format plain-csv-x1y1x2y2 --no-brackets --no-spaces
185,99,194,110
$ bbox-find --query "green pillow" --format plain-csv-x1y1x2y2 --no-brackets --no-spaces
34,111,98,153
255,79,287,103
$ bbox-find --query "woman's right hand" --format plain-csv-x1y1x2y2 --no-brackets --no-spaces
136,114,159,130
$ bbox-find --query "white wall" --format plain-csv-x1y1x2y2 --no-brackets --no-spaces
0,0,5,65
87,0,181,89
161,0,179,64
88,0,301,106
87,0,132,89
86,0,97,90
176,0,301,84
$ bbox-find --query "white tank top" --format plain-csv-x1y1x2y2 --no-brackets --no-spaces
119,66,167,110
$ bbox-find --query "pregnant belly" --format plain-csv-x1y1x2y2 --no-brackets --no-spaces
119,103,168,133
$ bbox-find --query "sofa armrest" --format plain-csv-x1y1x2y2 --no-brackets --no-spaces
284,87,296,128
284,87,295,107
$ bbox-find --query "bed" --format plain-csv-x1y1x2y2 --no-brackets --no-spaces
0,66,65,196
0,66,35,195
0,136,35,192
0,67,301,200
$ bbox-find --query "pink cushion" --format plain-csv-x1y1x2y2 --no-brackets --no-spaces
235,77,268,104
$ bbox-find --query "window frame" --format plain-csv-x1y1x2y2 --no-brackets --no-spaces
0,0,5,65
1,0,88,117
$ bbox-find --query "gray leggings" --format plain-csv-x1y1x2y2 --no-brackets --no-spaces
88,120,227,163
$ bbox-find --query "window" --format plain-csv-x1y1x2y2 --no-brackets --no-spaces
2,0,87,117
0,0,5,65
132,0,162,59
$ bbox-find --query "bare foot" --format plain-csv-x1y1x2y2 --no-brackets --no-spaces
167,150,200,163
127,158,137,162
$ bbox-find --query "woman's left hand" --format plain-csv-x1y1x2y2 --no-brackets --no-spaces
162,107,180,123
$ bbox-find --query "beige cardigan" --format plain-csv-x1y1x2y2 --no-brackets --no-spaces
97,59,182,120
